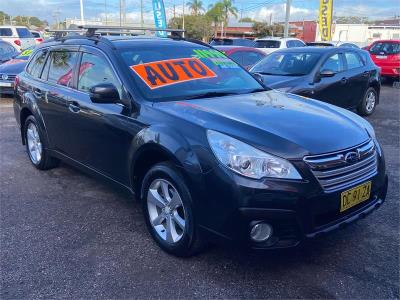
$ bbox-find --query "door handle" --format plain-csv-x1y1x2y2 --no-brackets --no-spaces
340,77,348,84
68,101,80,113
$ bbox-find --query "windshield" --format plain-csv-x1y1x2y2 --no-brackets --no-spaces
255,40,281,48
251,52,322,76
369,41,400,55
119,43,263,102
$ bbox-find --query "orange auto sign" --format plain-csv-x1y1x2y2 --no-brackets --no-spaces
130,57,217,89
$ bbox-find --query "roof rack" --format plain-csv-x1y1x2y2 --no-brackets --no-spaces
45,29,86,39
78,25,185,38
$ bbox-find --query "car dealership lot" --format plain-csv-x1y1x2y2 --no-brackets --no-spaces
0,85,399,299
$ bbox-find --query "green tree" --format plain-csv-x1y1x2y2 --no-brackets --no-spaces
253,22,284,37
220,0,238,25
0,11,11,25
206,2,224,37
187,0,204,16
169,15,213,41
239,17,254,23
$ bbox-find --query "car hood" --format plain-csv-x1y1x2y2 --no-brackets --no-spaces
155,90,370,158
0,61,27,74
256,74,306,89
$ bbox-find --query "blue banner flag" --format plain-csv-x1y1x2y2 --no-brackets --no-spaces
152,0,167,38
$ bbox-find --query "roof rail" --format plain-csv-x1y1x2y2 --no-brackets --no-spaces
78,25,185,38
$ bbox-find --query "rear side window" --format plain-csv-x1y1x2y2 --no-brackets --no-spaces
344,52,364,70
286,40,296,48
16,28,33,38
229,52,243,64
26,49,48,78
77,52,122,96
47,51,79,87
0,28,13,36
31,32,40,38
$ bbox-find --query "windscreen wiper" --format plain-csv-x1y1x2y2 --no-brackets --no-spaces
185,91,238,100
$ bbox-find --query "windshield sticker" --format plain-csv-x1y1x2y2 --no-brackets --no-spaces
19,49,33,57
130,57,217,89
192,49,240,69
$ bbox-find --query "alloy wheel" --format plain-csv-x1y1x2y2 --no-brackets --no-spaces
26,122,42,164
365,91,376,113
147,179,186,243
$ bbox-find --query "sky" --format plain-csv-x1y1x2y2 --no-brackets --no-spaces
1,0,399,25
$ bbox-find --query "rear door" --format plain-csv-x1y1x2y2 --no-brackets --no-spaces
16,28,36,50
36,46,80,154
342,50,369,108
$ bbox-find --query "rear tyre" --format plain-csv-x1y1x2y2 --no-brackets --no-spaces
357,87,377,116
24,115,59,170
141,162,205,257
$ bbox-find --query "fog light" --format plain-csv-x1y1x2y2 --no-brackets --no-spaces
250,223,273,242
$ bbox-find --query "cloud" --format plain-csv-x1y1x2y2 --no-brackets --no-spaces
245,4,318,23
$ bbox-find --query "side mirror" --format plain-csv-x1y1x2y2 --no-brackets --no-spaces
252,72,264,84
89,83,120,104
319,69,336,77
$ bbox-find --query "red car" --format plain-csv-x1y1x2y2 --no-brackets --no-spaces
214,46,266,70
366,39,400,79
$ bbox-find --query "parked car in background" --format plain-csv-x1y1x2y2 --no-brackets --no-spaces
365,39,400,79
307,41,360,49
254,37,306,54
0,26,36,51
0,40,19,64
251,47,381,115
0,46,35,95
214,46,266,69
30,30,45,44
210,38,255,47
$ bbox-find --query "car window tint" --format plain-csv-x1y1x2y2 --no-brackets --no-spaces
0,42,15,56
16,28,33,38
369,41,400,55
294,40,305,47
242,52,264,67
78,52,121,96
255,40,281,48
26,49,48,78
48,51,79,87
321,53,342,73
286,41,295,48
0,28,13,36
229,52,243,64
31,32,40,38
344,52,364,70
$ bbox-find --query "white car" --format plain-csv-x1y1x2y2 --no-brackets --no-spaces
254,37,306,55
0,26,36,51
30,30,45,44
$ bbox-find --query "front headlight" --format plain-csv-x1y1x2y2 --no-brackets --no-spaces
207,130,302,180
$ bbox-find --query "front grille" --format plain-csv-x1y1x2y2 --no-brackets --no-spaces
304,140,377,193
0,74,16,81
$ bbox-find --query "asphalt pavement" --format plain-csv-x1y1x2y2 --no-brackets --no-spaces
0,84,399,299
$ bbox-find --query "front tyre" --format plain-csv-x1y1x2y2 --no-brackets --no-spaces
24,115,58,170
358,87,377,116
141,162,205,257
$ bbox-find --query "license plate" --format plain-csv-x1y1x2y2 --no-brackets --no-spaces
0,82,13,87
376,55,387,59
340,181,371,212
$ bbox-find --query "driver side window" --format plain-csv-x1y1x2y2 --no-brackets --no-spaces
320,53,343,73
78,52,122,97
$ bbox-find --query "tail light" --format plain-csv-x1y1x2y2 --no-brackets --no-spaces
15,75,20,86
14,39,21,46
35,38,44,43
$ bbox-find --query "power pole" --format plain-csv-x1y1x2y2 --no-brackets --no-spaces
120,0,126,25
182,0,185,37
140,0,144,27
284,0,292,38
104,0,108,24
80,0,85,25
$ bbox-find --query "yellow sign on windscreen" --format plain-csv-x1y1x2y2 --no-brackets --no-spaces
319,0,333,41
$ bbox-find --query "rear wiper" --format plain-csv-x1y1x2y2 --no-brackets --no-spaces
185,91,238,100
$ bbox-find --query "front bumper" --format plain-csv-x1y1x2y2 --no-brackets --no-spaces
0,81,14,95
194,145,388,250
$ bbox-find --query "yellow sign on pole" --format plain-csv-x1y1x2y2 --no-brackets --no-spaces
319,0,333,41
